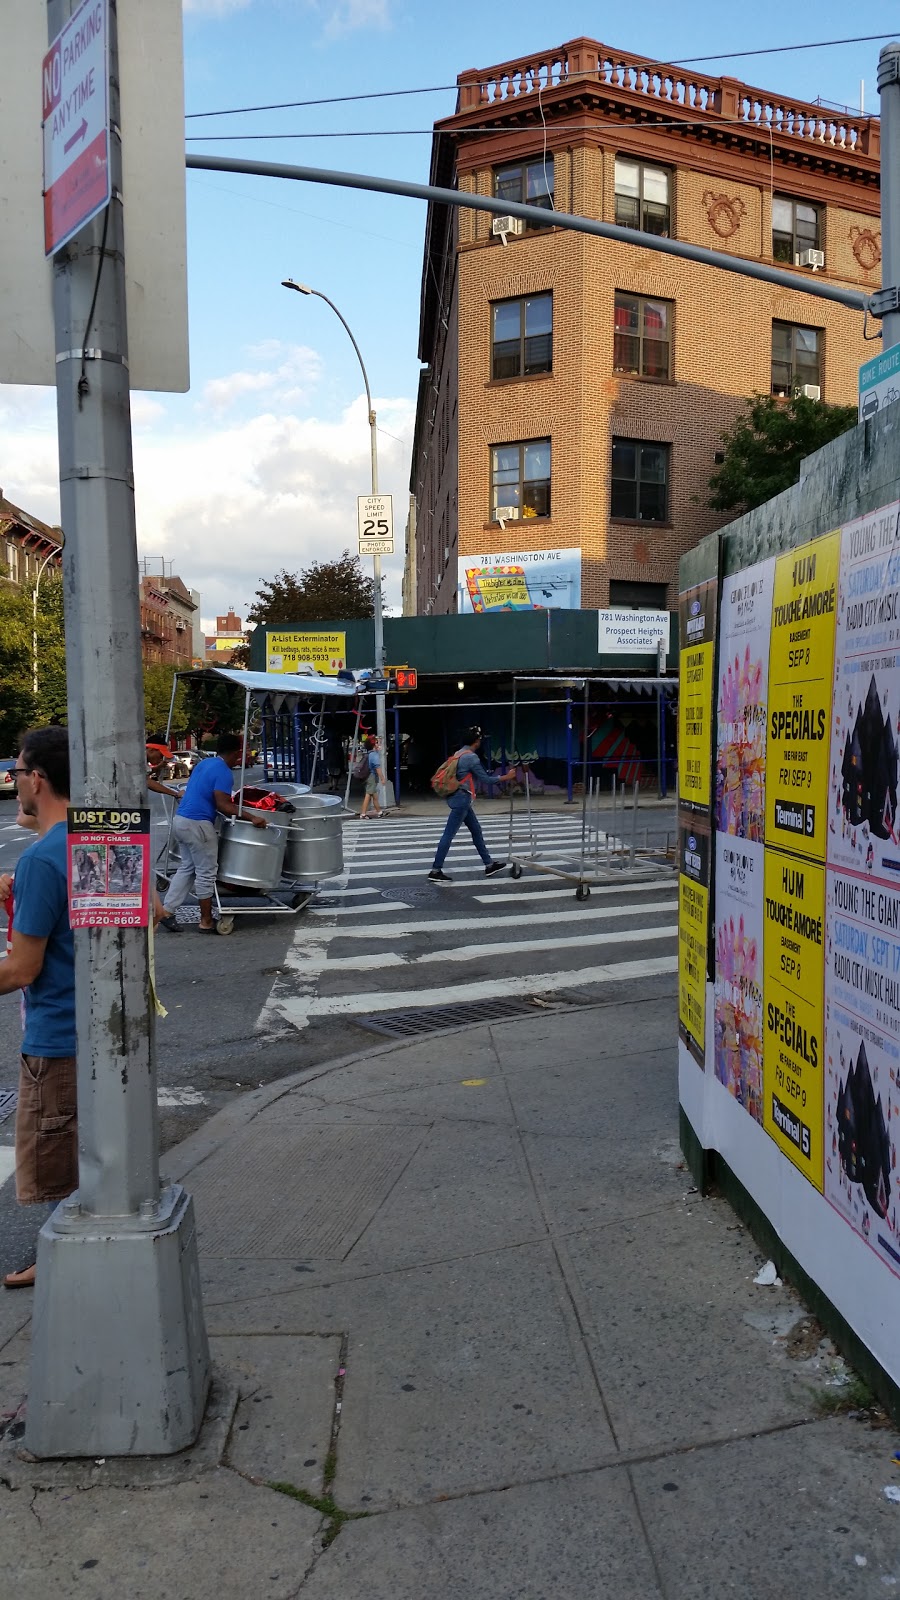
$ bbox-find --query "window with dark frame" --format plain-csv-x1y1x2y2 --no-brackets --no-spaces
613,292,672,381
609,580,668,608
490,439,551,521
772,195,821,264
614,158,671,236
491,294,553,380
771,321,822,397
494,156,554,223
610,439,670,523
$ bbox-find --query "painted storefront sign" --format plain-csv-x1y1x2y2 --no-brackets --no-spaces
457,548,581,612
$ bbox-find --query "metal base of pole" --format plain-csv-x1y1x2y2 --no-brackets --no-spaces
26,1185,210,1458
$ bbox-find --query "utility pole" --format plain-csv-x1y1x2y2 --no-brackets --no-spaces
877,44,900,355
26,0,208,1458
367,396,389,809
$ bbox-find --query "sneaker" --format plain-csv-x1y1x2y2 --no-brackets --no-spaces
484,862,506,877
427,869,452,883
159,914,182,933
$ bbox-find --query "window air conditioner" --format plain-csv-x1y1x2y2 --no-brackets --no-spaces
494,505,520,522
799,384,821,401
492,215,524,239
795,248,825,269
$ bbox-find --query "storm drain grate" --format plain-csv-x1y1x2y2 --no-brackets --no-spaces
0,1090,17,1125
355,993,585,1039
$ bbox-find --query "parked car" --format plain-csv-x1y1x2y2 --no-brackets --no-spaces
0,758,17,797
170,748,204,777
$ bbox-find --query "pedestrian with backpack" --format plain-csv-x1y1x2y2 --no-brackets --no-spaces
428,726,516,883
359,737,386,819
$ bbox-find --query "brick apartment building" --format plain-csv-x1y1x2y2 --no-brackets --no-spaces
1,492,63,589
409,37,881,617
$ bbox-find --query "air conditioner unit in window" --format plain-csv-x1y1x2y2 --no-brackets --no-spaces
795,248,825,269
799,384,821,401
494,505,520,522
492,215,524,241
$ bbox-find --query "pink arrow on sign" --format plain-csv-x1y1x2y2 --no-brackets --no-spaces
63,117,88,155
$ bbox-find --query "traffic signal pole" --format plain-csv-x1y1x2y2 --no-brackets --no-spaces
26,0,209,1458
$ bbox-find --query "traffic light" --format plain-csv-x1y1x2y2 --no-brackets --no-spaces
395,668,418,691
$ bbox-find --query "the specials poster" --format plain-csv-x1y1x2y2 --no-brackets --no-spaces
712,560,772,1123
824,499,900,1269
714,838,764,1123
715,558,775,843
827,501,900,883
824,871,900,1270
762,849,826,1186
765,532,840,861
678,575,717,1065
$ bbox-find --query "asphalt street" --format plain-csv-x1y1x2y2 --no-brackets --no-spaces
0,786,677,1277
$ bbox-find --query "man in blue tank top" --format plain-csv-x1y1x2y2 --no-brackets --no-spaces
160,732,268,935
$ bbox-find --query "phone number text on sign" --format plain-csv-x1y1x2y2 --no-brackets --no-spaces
67,806,151,929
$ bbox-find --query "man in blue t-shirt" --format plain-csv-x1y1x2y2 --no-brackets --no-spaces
0,726,76,1290
160,732,269,935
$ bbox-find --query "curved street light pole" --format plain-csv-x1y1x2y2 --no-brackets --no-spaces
282,280,388,807
33,545,61,700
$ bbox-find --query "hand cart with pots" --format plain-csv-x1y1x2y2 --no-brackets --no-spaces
505,676,676,900
159,667,355,930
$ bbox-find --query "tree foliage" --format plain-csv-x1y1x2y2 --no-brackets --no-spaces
181,669,248,741
246,551,377,628
143,664,188,741
708,393,857,516
0,578,67,753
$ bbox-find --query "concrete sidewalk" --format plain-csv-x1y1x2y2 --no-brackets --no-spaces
2,997,899,1597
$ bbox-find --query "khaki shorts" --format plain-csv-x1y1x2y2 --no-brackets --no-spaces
364,773,380,795
15,1054,78,1205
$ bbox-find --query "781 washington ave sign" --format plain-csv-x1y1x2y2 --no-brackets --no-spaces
42,0,110,255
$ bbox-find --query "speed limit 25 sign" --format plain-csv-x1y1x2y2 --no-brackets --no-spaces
357,494,394,555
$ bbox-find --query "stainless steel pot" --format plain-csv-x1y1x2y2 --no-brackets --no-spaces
283,794,344,884
217,818,286,891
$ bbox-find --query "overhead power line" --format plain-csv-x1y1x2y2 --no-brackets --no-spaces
184,34,896,120
185,110,879,142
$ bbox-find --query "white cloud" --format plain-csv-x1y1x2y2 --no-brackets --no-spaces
0,367,414,627
201,342,322,413
307,0,392,38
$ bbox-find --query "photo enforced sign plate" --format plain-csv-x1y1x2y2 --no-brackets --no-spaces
67,807,151,928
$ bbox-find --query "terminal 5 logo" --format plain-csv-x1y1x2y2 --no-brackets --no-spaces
702,191,746,239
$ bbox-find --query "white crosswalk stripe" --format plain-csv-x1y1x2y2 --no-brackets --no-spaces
259,809,677,1036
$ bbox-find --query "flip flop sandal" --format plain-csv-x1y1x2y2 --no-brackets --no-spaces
3,1263,36,1289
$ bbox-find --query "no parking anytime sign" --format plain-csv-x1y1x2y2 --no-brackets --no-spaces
42,0,110,255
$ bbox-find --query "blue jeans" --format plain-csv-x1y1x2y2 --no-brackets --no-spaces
433,791,492,869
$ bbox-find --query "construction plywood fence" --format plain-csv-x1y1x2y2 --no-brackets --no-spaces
678,402,900,1399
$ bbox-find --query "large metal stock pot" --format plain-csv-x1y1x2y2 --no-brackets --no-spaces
283,794,344,884
217,817,287,891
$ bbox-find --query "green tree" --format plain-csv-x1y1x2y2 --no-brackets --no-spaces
143,664,187,742
0,577,67,752
708,393,857,516
181,669,247,743
246,551,377,629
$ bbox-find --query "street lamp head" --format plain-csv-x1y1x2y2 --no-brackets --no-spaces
281,279,313,295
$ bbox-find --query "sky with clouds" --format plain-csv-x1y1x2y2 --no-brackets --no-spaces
0,0,885,630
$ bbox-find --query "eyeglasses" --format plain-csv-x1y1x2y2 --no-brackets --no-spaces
13,767,31,779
